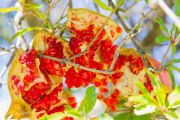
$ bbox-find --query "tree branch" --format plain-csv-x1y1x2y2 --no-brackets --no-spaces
108,9,153,72
157,0,180,29
38,54,111,75
107,0,130,32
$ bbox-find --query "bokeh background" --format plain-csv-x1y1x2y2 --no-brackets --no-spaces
0,0,179,119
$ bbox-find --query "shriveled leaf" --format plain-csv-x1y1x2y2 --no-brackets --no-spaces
78,86,97,115
10,27,42,42
155,35,169,44
40,112,65,120
156,18,168,33
168,85,180,108
0,7,18,13
97,113,113,120
93,0,112,11
175,0,180,16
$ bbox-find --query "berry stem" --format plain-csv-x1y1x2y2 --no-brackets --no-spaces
38,54,112,75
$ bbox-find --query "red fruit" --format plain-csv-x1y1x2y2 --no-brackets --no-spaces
128,54,144,74
39,35,65,76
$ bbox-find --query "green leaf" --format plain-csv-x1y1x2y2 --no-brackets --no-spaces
25,4,46,22
164,111,179,120
175,0,180,16
40,112,65,120
65,105,81,118
168,69,176,89
156,18,168,33
97,113,113,120
114,112,152,120
93,0,112,11
9,27,42,42
136,81,151,96
168,85,180,108
0,7,18,13
129,95,155,106
78,86,97,115
172,58,180,63
169,65,180,72
116,0,125,7
155,35,169,44
25,3,43,9
114,112,132,120
171,44,176,57
145,70,166,106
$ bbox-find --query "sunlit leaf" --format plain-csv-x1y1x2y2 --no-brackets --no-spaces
175,0,180,16
0,7,18,13
93,0,112,11
65,105,81,118
97,113,113,120
129,95,156,106
114,112,131,120
134,105,157,116
171,44,176,57
172,58,180,63
114,112,152,120
168,69,176,89
169,65,180,72
168,85,180,108
10,27,42,42
155,35,169,44
78,86,97,115
164,111,179,120
156,18,168,33
146,70,166,106
25,4,46,22
40,112,65,120
116,0,125,7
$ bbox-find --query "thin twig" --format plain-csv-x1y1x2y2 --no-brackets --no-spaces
108,10,153,72
13,2,28,51
0,53,16,87
38,54,111,75
124,1,137,13
157,0,180,29
66,4,122,61
107,0,130,32
161,44,171,67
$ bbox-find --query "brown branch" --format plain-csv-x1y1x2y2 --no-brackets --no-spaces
38,54,111,75
108,10,153,72
66,5,121,62
107,0,130,32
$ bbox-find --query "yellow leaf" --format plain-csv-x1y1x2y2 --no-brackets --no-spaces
0,7,18,13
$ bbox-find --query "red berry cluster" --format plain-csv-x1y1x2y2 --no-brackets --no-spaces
104,89,120,111
40,36,65,76
65,67,96,88
18,49,51,104
144,74,153,92
128,54,144,74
